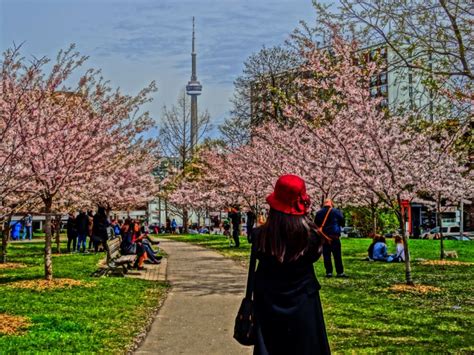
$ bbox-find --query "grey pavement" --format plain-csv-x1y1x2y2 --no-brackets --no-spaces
135,238,253,355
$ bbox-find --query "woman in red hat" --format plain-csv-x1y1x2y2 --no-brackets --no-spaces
252,174,330,355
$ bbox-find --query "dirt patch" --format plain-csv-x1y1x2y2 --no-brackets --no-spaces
8,278,96,291
389,284,442,295
0,262,27,270
0,314,31,335
421,260,473,266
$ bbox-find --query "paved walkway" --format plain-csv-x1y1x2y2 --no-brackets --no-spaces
126,255,167,282
136,238,252,355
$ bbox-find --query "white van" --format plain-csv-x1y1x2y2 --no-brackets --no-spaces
422,226,460,240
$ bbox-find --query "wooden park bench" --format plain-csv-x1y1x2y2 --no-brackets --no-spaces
105,237,137,276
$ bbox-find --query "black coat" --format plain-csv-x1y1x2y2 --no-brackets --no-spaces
253,230,330,355
76,213,89,235
92,214,109,240
314,207,345,237
66,217,77,238
229,211,241,227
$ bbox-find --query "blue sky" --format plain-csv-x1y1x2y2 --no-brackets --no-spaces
0,0,320,136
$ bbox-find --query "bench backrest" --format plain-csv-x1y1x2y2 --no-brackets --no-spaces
107,237,121,262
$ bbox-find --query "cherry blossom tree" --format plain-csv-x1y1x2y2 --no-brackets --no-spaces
1,45,158,279
284,33,472,284
178,33,470,286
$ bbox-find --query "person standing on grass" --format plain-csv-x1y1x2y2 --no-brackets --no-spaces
23,214,33,240
76,210,89,253
314,199,347,278
66,212,77,253
92,207,109,253
252,174,330,354
228,206,242,248
87,210,94,250
246,209,256,243
171,218,177,234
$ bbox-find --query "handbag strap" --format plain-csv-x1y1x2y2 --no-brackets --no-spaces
245,237,258,300
317,207,333,241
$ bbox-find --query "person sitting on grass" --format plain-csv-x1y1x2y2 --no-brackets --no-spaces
372,236,389,261
199,226,209,234
388,235,405,262
365,235,381,261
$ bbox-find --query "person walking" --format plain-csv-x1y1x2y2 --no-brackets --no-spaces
315,199,347,278
228,206,241,248
66,212,77,253
76,210,89,253
252,174,330,354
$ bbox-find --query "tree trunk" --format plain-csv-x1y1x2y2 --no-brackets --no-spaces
183,208,188,234
398,202,413,285
371,205,377,236
44,197,53,281
55,215,61,254
1,215,12,264
438,196,445,260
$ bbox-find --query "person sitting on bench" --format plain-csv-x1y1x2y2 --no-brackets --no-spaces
120,219,147,270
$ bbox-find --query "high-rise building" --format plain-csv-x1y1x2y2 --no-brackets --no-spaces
186,17,202,151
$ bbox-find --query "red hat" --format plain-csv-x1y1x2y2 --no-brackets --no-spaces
266,175,311,215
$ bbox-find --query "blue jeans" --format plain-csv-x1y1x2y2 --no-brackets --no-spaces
77,233,87,252
22,226,32,240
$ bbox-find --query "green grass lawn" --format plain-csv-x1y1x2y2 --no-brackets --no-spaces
0,241,168,353
164,233,474,353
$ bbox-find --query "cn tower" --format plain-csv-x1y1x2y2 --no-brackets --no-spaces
186,17,202,151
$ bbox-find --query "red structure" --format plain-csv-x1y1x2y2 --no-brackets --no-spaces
400,200,412,235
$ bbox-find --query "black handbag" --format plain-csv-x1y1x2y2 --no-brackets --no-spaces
233,240,257,346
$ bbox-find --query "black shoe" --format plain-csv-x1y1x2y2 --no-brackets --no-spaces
326,273,333,278
336,273,348,278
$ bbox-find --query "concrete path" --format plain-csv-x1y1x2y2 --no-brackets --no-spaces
136,238,253,355
126,255,167,282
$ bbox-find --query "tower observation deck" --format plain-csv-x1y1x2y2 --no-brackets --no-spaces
186,17,202,150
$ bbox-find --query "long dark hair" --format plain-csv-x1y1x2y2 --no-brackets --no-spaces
257,209,323,263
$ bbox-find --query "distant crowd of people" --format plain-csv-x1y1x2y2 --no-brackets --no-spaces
66,207,162,269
